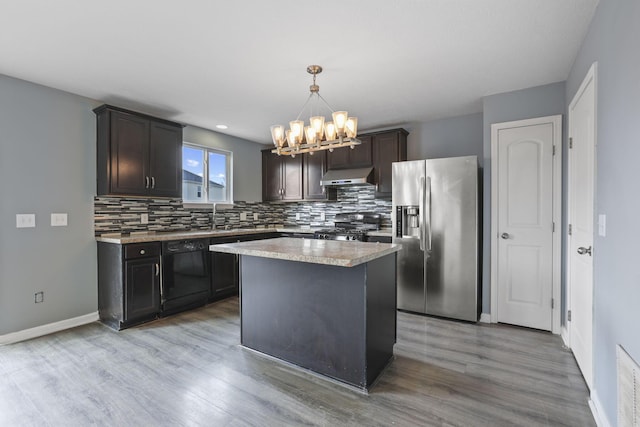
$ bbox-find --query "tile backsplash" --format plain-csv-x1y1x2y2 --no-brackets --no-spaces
94,187,392,235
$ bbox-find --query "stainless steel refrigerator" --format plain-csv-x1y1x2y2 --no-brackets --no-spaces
392,156,479,322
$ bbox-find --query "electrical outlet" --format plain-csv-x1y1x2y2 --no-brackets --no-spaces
16,214,36,228
140,213,149,224
34,291,44,303
320,212,326,221
598,214,606,237
253,213,259,221
295,213,301,220
240,212,247,221
51,213,68,227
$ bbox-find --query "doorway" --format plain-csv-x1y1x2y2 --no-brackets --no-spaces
566,63,597,390
490,115,562,332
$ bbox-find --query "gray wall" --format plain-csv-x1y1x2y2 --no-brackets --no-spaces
407,113,484,163
183,126,262,202
566,0,640,424
0,74,265,337
481,82,566,313
0,75,99,335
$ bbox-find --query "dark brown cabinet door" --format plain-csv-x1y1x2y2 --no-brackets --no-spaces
262,150,283,201
372,129,408,198
149,122,182,198
96,104,183,198
262,150,303,201
109,111,150,196
349,135,373,167
327,136,372,169
211,252,238,298
282,155,303,200
303,151,327,200
124,257,160,322
327,146,350,169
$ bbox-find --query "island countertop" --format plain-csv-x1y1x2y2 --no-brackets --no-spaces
209,237,401,268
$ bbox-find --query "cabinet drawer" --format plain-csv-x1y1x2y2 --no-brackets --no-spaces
124,242,160,260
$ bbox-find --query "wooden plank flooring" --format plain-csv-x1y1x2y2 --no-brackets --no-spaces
0,297,594,426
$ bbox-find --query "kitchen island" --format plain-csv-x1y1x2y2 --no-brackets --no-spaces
209,237,401,391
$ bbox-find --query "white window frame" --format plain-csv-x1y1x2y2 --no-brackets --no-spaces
182,142,233,206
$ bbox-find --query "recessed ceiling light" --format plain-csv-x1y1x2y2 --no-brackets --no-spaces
216,124,228,130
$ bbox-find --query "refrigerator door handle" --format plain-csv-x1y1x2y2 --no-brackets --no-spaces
426,177,432,251
419,176,425,251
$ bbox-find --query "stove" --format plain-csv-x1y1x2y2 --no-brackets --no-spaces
314,228,367,241
313,212,381,241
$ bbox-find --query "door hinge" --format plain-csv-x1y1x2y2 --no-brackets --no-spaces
553,145,556,156
569,137,573,149
568,224,572,235
568,310,572,321
552,222,555,232
551,298,555,309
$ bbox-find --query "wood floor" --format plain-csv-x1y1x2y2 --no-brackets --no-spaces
0,297,594,426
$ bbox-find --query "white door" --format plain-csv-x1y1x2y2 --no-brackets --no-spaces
568,63,596,389
491,116,562,331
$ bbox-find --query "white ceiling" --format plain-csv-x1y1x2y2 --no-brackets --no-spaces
0,0,598,144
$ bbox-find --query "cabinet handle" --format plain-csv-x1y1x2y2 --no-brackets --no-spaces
155,263,160,276
145,176,150,188
151,176,155,189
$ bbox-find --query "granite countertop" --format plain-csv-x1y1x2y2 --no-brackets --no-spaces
95,227,317,244
209,237,401,268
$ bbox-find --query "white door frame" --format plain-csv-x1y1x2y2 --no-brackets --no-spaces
564,62,597,352
490,115,563,334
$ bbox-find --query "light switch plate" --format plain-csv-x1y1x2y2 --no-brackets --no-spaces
253,213,259,221
51,213,68,227
140,213,149,224
598,214,606,237
295,213,301,220
240,212,247,221
16,214,36,228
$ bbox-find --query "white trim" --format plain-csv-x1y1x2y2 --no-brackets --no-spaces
565,61,598,375
561,325,570,347
589,389,613,427
479,313,491,323
0,312,99,345
490,115,563,333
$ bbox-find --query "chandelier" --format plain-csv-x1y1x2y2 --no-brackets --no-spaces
270,65,360,157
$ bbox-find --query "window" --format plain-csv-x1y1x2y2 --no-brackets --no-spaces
182,143,232,204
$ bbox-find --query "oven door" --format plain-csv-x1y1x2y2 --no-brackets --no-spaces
161,240,211,314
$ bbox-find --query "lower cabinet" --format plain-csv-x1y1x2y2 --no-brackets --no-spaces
98,242,161,330
210,237,240,300
210,232,281,301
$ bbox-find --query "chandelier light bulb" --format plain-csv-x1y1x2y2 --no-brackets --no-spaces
270,125,285,148
324,121,337,141
345,117,358,139
332,111,348,137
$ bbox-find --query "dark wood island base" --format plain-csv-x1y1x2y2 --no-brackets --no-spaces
240,253,397,391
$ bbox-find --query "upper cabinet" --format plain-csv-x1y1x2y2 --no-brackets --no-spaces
303,151,335,200
327,136,372,169
371,129,408,198
262,149,303,201
95,105,183,198
261,128,407,201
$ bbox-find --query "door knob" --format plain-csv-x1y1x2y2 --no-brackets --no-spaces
577,246,592,256
501,232,510,239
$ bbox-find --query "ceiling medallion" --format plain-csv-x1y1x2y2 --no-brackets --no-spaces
270,65,359,157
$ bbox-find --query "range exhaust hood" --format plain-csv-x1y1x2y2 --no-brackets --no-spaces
320,167,374,186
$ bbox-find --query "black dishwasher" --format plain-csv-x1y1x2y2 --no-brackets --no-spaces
161,239,211,315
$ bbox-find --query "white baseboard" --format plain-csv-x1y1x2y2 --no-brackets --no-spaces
589,389,613,427
0,312,99,345
561,325,569,347
479,312,491,323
